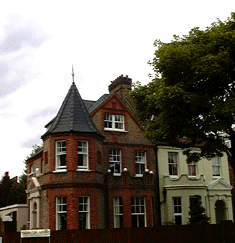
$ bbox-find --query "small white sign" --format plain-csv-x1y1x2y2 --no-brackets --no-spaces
21,229,50,238
0,237,2,243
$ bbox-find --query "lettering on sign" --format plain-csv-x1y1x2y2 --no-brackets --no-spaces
21,229,50,238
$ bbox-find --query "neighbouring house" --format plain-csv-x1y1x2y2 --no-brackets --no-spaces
157,144,233,225
0,204,28,232
26,75,157,230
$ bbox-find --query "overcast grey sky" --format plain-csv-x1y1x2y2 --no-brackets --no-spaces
0,0,234,178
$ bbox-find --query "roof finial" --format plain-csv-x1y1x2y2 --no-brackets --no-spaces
72,65,75,84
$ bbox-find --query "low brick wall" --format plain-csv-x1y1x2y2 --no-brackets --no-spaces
3,222,235,243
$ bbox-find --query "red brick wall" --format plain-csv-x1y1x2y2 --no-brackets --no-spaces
28,88,157,230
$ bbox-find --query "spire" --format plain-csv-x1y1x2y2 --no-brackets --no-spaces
72,65,75,84
41,82,104,139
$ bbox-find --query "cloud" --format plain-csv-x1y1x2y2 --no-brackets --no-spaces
25,106,58,125
21,136,43,149
0,15,51,98
0,15,49,54
0,112,16,118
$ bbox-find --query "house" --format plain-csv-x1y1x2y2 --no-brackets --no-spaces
157,144,233,224
0,204,28,232
26,74,157,230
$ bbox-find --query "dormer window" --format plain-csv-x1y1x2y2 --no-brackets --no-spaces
56,141,66,171
104,113,124,131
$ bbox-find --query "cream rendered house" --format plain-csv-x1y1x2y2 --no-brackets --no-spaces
157,145,233,225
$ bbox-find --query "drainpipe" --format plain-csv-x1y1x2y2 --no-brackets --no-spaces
154,145,162,226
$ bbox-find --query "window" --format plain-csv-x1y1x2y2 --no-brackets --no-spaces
113,197,123,228
30,164,34,174
79,197,90,229
131,197,146,227
44,151,48,164
109,149,122,175
173,197,182,224
56,197,67,230
212,157,221,177
104,113,125,131
189,195,201,210
78,141,88,170
188,162,196,177
56,141,66,170
135,151,146,176
168,152,178,176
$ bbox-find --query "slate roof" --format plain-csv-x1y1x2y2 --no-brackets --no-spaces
88,94,110,114
42,83,103,138
83,100,96,110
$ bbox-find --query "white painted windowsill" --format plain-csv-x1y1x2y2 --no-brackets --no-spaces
76,169,91,172
104,128,128,133
53,170,67,173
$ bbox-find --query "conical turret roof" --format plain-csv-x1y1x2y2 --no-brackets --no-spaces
42,83,103,138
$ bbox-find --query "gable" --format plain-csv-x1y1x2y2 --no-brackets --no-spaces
100,95,126,111
90,94,152,146
208,178,233,191
91,94,144,131
27,177,41,192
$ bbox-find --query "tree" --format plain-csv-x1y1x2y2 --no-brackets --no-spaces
188,196,210,224
0,172,18,207
131,13,235,173
16,174,27,204
0,144,43,207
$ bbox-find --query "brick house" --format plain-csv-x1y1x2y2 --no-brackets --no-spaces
26,75,157,230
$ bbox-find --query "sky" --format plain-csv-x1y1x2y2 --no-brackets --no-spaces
0,0,234,179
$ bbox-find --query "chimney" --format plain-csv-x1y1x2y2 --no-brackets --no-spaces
5,171,9,178
108,75,132,95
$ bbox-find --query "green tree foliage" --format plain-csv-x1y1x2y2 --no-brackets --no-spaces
188,196,210,224
0,173,18,207
16,174,27,204
131,13,235,172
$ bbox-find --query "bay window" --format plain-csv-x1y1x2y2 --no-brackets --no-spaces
78,141,89,170
56,141,66,171
79,196,90,229
56,197,67,230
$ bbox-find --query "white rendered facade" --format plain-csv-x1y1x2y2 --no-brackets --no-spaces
157,145,233,225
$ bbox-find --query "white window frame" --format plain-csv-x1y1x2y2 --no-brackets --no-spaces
109,149,122,176
173,197,182,225
79,196,90,229
104,113,125,131
135,151,146,176
113,197,123,228
168,152,178,177
131,197,146,227
188,162,196,177
56,197,67,230
56,141,66,171
77,140,89,170
212,157,221,177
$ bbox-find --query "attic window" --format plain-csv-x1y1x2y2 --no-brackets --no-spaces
104,113,125,131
